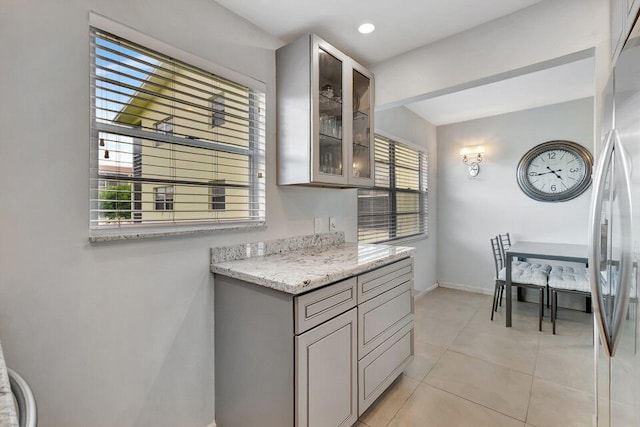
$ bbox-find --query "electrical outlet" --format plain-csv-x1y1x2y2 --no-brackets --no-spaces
329,217,336,231
314,217,324,234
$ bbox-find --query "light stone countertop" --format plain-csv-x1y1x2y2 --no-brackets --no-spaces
0,341,18,427
211,232,414,295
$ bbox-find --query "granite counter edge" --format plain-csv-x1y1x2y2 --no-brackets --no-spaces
211,250,414,295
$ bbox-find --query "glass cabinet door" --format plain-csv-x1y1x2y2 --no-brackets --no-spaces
318,48,343,176
352,69,371,180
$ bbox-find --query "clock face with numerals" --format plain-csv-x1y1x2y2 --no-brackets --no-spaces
516,141,593,202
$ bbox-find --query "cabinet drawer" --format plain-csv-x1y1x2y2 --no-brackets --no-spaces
295,277,357,335
358,280,413,358
358,321,414,415
357,257,413,303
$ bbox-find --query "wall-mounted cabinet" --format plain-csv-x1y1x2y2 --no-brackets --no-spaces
277,34,375,187
611,0,640,63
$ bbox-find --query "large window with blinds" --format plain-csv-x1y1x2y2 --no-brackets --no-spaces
358,134,428,243
90,28,266,236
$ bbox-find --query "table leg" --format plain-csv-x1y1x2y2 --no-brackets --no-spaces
517,287,524,302
506,256,512,327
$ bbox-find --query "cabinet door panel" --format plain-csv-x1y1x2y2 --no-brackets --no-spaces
349,62,375,187
358,321,414,415
295,308,358,427
358,280,413,358
311,37,349,186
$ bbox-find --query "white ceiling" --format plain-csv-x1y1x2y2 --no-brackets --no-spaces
405,56,595,126
214,0,595,125
214,0,545,65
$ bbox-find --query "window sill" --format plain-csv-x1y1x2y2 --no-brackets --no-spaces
89,222,267,243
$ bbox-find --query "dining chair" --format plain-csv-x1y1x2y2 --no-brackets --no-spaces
498,233,554,310
499,232,534,306
510,228,554,311
490,236,551,330
547,265,591,335
490,237,506,320
494,232,513,309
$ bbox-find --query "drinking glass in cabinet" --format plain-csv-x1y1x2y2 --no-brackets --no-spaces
317,46,347,178
320,146,342,175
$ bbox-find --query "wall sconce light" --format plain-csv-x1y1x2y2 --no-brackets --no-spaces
460,145,485,177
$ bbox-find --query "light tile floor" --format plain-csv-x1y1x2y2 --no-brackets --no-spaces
358,287,595,427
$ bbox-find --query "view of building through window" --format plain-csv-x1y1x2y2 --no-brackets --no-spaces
90,28,266,232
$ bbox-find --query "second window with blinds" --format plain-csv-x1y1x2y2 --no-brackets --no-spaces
358,134,428,244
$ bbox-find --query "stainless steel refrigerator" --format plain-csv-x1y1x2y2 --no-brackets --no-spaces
591,13,640,426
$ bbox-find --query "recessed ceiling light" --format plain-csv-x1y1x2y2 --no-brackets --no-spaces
358,23,375,34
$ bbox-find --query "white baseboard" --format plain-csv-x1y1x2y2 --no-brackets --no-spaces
207,421,216,427
438,282,494,296
414,283,438,300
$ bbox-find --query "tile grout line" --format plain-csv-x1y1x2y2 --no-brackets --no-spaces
444,347,535,377
442,297,486,352
444,299,540,377
369,373,426,427
382,376,419,427
423,382,529,424
524,329,541,425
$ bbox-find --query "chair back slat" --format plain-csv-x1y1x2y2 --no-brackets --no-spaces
490,236,504,277
498,232,511,260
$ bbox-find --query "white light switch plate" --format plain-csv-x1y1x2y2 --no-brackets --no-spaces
314,217,324,234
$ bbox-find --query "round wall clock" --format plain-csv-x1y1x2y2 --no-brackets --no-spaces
516,140,593,202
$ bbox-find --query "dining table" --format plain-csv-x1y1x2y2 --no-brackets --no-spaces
505,241,589,327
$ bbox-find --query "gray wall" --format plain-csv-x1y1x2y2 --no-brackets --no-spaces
375,107,438,292
436,98,594,294
0,1,359,426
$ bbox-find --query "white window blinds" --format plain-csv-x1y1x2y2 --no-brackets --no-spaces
90,28,266,235
358,134,428,243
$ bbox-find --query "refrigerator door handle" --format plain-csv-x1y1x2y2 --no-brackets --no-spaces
590,129,634,357
609,132,634,356
589,130,616,356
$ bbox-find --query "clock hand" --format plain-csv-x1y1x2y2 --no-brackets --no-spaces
546,166,563,179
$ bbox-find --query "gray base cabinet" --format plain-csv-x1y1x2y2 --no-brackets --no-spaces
214,257,414,427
